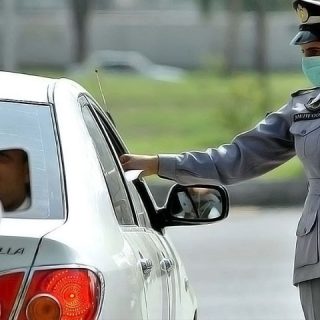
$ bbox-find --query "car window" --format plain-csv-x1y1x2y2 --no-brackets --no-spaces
101,64,136,73
0,101,63,219
81,105,135,225
85,96,125,156
84,96,156,229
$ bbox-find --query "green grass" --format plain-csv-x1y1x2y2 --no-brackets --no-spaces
26,69,308,181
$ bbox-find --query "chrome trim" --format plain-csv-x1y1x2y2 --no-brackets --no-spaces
0,268,28,276
49,99,68,221
160,258,175,273
121,225,146,232
184,278,189,292
140,258,153,276
0,99,50,107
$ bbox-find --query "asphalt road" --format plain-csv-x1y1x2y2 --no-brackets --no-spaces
167,207,305,320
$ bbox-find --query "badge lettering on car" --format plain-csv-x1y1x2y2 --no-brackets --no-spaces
0,247,24,255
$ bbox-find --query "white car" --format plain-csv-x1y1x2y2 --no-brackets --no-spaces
0,71,229,320
69,50,185,82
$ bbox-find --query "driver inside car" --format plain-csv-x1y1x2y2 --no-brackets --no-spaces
188,187,221,219
0,149,30,212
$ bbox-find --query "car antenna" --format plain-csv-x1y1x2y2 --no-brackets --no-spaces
95,69,107,107
95,69,115,126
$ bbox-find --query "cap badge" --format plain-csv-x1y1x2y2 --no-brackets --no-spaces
297,4,309,23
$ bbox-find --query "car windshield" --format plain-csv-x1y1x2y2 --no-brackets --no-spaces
0,101,63,219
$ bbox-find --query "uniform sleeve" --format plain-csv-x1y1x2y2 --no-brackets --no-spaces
158,101,296,186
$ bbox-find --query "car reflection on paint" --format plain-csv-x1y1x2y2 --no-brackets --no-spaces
0,71,229,320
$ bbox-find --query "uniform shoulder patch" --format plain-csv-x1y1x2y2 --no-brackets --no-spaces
291,87,318,97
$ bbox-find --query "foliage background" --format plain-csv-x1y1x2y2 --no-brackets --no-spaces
56,70,307,181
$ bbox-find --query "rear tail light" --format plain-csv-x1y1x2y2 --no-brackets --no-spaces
0,272,24,320
18,268,101,320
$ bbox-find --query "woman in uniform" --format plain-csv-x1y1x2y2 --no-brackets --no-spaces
120,1,320,318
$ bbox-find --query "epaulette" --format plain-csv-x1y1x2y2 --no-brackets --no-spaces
291,87,319,97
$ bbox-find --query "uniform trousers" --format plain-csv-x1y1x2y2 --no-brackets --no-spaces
299,278,320,320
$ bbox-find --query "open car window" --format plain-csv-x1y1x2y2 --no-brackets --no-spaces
0,101,63,219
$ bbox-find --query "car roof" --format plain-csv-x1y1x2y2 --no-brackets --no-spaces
0,71,119,134
0,71,56,103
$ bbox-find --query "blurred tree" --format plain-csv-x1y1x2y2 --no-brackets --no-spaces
196,0,272,110
195,0,243,74
244,0,289,11
197,0,213,19
224,0,242,74
95,0,114,9
70,0,93,63
245,0,267,73
250,0,269,111
196,0,289,18
196,0,290,73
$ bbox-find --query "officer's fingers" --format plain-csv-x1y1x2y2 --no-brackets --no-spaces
120,154,147,171
120,154,136,171
119,154,131,165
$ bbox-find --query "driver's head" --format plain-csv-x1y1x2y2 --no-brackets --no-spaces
0,149,30,211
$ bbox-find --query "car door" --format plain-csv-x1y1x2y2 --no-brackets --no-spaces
122,223,171,320
80,95,171,320
126,179,179,320
127,181,175,319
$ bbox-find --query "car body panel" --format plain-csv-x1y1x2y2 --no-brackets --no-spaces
162,231,197,320
0,213,63,302
123,227,170,320
46,79,149,318
0,72,53,103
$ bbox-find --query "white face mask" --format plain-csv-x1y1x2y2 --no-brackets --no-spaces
302,56,320,86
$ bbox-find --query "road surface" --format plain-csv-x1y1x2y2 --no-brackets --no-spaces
167,207,305,320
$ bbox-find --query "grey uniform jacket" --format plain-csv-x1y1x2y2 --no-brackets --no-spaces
158,88,320,286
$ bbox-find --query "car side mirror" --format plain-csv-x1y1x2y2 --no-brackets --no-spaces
163,184,229,226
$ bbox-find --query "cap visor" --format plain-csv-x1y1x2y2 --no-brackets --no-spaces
290,30,320,45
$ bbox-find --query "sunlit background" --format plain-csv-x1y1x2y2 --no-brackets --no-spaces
0,1,307,184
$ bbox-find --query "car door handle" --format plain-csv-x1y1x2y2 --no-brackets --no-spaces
160,258,175,273
140,258,153,276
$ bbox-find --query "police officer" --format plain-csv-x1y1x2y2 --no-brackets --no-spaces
120,1,320,318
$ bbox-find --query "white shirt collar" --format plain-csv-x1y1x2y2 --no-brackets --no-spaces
16,197,31,211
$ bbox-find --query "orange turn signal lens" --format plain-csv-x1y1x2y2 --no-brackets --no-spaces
26,294,61,320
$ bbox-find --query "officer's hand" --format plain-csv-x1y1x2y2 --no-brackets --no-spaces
120,154,159,176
